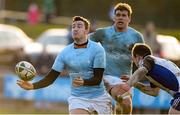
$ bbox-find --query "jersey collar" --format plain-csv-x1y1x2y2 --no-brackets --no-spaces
74,40,88,49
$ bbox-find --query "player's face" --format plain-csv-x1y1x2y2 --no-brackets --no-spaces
113,10,131,32
71,21,88,42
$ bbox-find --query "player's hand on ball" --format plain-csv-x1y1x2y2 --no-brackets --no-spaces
17,80,34,90
73,77,84,87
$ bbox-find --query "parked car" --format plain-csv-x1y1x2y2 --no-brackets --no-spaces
24,28,68,75
25,28,68,58
36,28,68,55
156,34,180,66
0,24,32,66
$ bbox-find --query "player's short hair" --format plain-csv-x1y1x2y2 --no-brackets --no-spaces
114,2,132,17
72,16,90,30
132,43,152,57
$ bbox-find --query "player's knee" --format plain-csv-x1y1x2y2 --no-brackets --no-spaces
108,85,120,98
115,98,132,114
122,97,132,106
121,98,132,114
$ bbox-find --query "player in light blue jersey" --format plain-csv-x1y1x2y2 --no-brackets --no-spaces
118,43,180,114
89,2,144,114
17,16,112,114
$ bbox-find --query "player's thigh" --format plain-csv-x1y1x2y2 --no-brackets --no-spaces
110,84,131,97
121,96,132,106
104,75,123,86
103,75,123,93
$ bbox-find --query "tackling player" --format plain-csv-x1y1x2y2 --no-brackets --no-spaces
89,2,144,114
118,43,180,114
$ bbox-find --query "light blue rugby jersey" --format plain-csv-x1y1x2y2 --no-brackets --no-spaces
89,26,144,77
52,39,106,99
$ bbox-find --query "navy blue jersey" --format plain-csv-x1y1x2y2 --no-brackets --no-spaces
141,55,180,92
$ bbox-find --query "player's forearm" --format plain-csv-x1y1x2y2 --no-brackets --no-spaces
134,82,159,96
33,69,60,89
127,67,148,87
83,68,104,86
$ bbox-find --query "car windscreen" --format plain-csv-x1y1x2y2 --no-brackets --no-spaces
37,36,68,45
0,31,22,47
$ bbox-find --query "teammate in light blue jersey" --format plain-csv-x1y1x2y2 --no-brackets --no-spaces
119,43,180,114
90,26,143,77
17,16,112,114
89,2,144,114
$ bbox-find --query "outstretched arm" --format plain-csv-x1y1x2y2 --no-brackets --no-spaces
17,69,60,90
120,74,160,96
127,66,148,87
116,67,149,97
134,82,160,96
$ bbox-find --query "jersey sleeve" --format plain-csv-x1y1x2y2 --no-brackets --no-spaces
52,51,65,72
89,29,104,42
128,31,144,51
93,45,106,69
143,56,157,88
142,56,155,71
136,32,144,43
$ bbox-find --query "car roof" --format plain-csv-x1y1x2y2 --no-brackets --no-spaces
157,34,179,43
0,24,32,49
0,24,32,40
0,24,24,34
157,34,180,60
41,28,68,36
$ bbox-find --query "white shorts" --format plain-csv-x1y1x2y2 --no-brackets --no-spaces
68,93,112,114
103,75,124,86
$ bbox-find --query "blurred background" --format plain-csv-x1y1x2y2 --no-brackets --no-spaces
0,0,180,114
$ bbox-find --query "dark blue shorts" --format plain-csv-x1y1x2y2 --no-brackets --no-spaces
170,92,180,111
